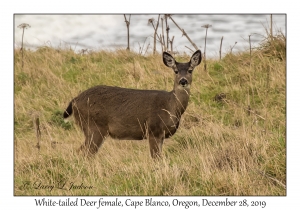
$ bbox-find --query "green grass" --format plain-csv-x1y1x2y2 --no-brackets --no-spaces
14,33,286,196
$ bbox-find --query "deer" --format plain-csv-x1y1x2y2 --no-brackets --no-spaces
63,50,202,159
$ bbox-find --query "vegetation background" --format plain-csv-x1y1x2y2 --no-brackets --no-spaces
14,20,286,195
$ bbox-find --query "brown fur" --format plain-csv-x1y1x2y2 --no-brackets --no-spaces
63,50,202,158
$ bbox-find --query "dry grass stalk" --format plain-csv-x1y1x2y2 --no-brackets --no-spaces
202,24,212,71
255,168,286,189
217,95,265,121
159,34,163,53
230,41,237,53
219,36,223,60
248,34,255,108
270,14,273,39
138,36,150,55
249,35,252,66
123,14,131,51
34,116,41,151
148,15,161,55
18,23,30,70
170,36,174,54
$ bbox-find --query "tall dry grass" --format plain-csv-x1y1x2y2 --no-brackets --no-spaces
14,35,285,195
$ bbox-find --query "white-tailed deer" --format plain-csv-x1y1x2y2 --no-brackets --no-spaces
63,50,202,158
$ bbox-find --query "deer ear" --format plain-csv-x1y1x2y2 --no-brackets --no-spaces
190,50,202,67
163,52,176,68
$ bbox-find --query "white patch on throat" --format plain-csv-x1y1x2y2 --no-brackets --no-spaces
177,84,191,90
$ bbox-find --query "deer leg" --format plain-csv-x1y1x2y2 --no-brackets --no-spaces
149,133,164,159
79,127,106,156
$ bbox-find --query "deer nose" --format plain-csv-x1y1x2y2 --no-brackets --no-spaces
179,78,188,86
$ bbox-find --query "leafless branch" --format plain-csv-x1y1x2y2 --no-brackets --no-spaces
169,16,198,50
185,46,194,53
154,15,161,54
165,14,170,52
170,36,174,54
161,17,166,51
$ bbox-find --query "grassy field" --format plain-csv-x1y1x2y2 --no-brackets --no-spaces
14,33,286,195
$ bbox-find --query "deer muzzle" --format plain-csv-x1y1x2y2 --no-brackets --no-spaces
179,78,188,87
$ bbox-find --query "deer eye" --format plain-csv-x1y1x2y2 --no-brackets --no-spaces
188,70,193,74
174,71,179,74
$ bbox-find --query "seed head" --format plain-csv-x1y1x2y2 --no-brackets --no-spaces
201,24,212,29
18,23,31,29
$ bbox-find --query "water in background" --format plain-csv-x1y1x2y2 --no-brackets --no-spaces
14,14,286,58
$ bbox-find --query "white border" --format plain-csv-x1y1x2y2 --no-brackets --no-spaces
2,0,297,209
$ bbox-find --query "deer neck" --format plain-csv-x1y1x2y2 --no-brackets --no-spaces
170,87,191,117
